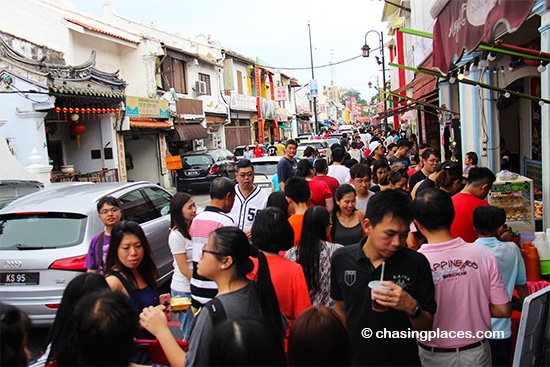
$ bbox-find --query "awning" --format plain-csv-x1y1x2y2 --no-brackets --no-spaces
432,0,535,74
205,116,226,124
279,124,291,130
167,123,208,142
129,118,172,130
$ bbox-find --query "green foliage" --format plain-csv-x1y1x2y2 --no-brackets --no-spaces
340,88,367,105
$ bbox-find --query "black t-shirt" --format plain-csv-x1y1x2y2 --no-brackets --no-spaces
409,170,427,191
277,156,297,184
330,239,436,366
267,145,277,156
415,178,435,197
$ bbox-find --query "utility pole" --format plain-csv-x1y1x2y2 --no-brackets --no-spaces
308,22,318,135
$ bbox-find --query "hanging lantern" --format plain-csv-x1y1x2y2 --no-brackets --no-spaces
62,107,68,119
69,121,86,149
55,107,61,120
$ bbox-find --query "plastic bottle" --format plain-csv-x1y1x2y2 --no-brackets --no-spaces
533,232,550,259
523,242,542,281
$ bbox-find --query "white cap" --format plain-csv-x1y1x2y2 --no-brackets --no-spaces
369,141,381,155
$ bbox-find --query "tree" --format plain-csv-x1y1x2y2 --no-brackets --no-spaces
340,88,367,105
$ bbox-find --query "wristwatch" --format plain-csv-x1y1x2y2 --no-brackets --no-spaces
409,302,422,319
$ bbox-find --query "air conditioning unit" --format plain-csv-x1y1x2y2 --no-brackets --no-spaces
195,81,207,95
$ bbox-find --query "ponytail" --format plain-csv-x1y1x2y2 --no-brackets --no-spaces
250,249,284,338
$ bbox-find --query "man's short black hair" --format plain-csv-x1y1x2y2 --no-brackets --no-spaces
97,196,121,213
366,189,413,228
422,149,439,160
413,188,454,231
285,139,298,148
314,158,328,173
236,159,253,171
473,206,506,236
331,148,345,163
209,177,236,200
397,140,412,149
467,167,496,186
350,163,372,179
284,177,310,204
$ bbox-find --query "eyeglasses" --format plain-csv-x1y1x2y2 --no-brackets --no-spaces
238,172,254,178
202,248,227,257
99,208,121,215
427,159,440,164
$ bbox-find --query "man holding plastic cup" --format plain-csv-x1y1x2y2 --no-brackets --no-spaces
330,189,436,366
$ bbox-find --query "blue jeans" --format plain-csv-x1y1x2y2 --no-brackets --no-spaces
171,289,194,341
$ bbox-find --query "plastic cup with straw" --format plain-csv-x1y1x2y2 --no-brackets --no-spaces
369,261,390,312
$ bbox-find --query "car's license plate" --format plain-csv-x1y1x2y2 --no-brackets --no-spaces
0,272,39,285
185,171,200,177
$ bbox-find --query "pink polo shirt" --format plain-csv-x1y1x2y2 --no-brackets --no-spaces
418,238,510,348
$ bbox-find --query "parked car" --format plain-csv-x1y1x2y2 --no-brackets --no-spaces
250,156,282,192
232,144,267,159
295,134,315,144
0,180,44,209
0,181,175,326
296,140,330,160
175,149,236,192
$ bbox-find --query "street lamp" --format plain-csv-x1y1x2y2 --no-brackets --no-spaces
362,30,387,129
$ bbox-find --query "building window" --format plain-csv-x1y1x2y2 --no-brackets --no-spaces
198,73,212,95
158,55,188,94
237,70,243,94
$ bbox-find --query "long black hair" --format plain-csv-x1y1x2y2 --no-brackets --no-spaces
170,192,193,240
297,206,330,292
105,221,159,295
211,227,283,338
42,273,110,365
0,303,31,367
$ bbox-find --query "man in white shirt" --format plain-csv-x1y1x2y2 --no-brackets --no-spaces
328,147,350,184
229,159,269,239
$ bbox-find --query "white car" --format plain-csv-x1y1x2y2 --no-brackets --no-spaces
251,156,282,192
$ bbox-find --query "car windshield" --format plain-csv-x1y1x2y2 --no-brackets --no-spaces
253,161,278,175
182,155,212,166
0,213,87,250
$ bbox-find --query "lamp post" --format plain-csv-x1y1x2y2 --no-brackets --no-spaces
362,30,387,129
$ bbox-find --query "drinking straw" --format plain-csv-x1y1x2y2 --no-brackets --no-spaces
380,261,385,281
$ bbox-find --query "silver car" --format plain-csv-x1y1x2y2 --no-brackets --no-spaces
0,181,174,326
251,156,282,192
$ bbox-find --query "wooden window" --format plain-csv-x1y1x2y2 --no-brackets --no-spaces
160,55,187,94
237,70,243,94
198,73,211,95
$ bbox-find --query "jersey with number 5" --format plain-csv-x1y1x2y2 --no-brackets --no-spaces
229,185,270,233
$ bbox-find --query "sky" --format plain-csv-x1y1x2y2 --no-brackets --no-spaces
71,0,389,102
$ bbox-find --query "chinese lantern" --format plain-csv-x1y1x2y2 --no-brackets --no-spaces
55,107,61,120
62,107,68,119
69,122,86,148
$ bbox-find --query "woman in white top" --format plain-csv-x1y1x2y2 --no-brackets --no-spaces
349,140,362,163
169,193,197,341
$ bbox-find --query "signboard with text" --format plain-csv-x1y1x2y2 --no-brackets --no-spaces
126,96,169,118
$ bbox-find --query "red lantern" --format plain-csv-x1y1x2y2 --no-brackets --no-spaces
62,107,68,119
69,122,86,149
55,107,61,119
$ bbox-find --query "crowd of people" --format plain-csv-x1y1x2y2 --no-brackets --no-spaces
5,125,531,367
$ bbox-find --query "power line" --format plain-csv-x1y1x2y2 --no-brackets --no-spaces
257,54,364,71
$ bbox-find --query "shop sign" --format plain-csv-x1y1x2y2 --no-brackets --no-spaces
230,92,257,111
165,155,183,170
275,86,287,101
126,96,169,118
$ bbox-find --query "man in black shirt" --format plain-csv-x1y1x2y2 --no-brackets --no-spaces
331,190,436,366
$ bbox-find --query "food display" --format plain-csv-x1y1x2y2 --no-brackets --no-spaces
535,201,543,219
489,175,535,231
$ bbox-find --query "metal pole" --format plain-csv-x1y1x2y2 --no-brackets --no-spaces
308,22,318,134
380,32,388,130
